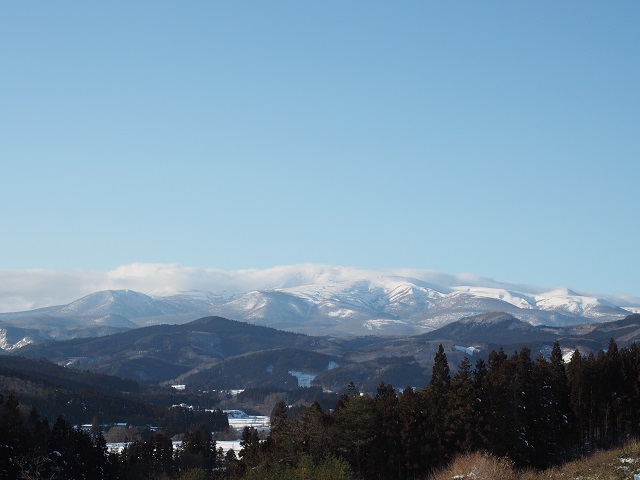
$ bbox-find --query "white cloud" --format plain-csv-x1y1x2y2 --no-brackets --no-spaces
0,269,107,312
1,263,639,314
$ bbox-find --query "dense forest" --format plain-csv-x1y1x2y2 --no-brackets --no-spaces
2,339,640,479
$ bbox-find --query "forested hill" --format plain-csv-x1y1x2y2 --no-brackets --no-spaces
0,355,139,394
11,313,640,393
4,338,640,479
15,316,333,383
0,355,157,424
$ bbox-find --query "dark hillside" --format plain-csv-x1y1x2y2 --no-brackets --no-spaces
16,316,334,383
185,347,340,390
0,356,157,423
582,313,640,343
417,312,561,344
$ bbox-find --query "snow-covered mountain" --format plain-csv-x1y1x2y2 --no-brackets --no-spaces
56,289,182,319
0,265,636,346
203,272,632,335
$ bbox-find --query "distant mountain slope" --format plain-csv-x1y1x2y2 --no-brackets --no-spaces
13,314,640,393
417,312,561,344
581,313,640,343
1,266,637,345
17,316,334,383
184,347,341,390
0,355,156,424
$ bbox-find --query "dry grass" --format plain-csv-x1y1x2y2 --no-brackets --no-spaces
523,440,640,480
428,451,516,480
430,441,640,480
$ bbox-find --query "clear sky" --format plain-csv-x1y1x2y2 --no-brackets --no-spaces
1,2,639,298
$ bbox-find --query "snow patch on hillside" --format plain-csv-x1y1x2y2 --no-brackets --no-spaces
454,345,481,356
452,287,536,310
289,371,316,387
0,329,32,351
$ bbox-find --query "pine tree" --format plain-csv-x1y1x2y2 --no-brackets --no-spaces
430,344,451,389
448,356,475,453
472,358,490,451
296,401,330,463
239,426,262,471
424,344,452,466
331,394,378,478
547,341,572,463
484,348,511,458
179,428,218,472
347,381,359,398
397,386,426,478
603,338,622,444
373,382,402,479
508,346,535,467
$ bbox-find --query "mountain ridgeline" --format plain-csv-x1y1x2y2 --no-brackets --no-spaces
1,267,638,348
10,313,640,394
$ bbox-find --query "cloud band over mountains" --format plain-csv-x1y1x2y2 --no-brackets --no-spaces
1,263,639,314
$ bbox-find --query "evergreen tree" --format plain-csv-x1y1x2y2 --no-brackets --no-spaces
484,348,511,458
603,338,622,444
472,358,490,451
396,386,426,478
447,356,476,453
346,381,359,398
547,341,572,463
430,344,451,389
296,402,330,463
373,382,402,479
620,343,640,437
179,428,218,473
238,426,263,472
265,401,299,468
567,348,588,451
424,344,452,466
49,415,108,480
331,394,378,478
513,346,535,466
530,353,561,467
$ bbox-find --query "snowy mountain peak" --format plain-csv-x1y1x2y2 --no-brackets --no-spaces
56,289,180,319
543,288,581,297
2,265,638,339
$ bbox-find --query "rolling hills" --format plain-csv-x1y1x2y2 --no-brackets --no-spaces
13,313,640,393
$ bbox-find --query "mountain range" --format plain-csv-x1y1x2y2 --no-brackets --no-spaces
12,312,640,393
1,265,638,350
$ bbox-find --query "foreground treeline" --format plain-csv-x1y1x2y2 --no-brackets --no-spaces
0,392,236,479
243,339,640,479
2,339,640,479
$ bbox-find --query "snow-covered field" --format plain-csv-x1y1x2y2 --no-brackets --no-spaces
223,410,270,432
107,410,270,456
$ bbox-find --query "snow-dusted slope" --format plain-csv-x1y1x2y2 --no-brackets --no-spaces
1,265,637,343
203,269,633,334
56,290,181,319
534,288,627,319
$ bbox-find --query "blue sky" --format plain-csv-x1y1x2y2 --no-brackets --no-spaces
2,2,639,297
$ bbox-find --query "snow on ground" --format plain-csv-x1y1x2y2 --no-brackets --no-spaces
289,370,316,387
452,287,536,310
108,410,270,457
454,345,481,356
223,410,270,435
